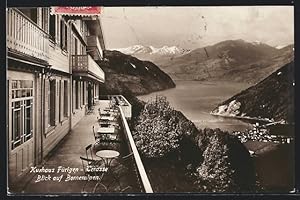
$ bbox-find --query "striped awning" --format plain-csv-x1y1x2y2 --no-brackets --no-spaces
50,7,102,16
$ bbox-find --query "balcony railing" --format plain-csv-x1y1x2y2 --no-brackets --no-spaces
71,54,105,82
118,105,153,193
7,8,49,62
100,95,132,119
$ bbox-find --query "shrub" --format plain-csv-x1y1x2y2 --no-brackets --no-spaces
133,96,186,158
132,96,256,192
194,131,236,192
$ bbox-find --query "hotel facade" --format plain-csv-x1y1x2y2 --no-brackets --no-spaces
6,7,106,185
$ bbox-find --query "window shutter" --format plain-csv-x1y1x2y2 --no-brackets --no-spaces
67,80,70,116
44,79,49,132
60,20,64,49
51,80,57,126
43,8,49,33
64,23,68,49
64,80,69,117
72,80,75,113
56,16,60,46
60,80,63,122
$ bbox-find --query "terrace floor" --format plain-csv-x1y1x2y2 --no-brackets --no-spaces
9,104,142,194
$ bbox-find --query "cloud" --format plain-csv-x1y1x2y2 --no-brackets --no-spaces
100,6,294,49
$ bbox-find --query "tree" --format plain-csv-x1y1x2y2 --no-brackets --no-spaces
195,131,236,192
133,96,184,158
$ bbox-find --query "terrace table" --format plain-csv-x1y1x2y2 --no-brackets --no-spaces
99,112,111,116
100,116,116,121
96,150,120,168
97,127,116,134
99,120,118,126
95,149,121,190
103,108,118,113
92,150,119,193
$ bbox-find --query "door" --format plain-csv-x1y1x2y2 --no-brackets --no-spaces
8,76,35,185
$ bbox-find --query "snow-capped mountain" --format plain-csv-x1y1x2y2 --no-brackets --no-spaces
251,40,263,45
113,45,152,55
149,45,182,55
275,45,289,49
112,45,190,56
110,45,191,64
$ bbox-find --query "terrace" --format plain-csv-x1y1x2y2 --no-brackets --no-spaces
10,96,153,194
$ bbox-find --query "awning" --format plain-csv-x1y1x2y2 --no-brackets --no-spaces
50,7,102,16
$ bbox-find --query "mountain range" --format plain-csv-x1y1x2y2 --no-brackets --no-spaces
160,40,294,84
112,45,191,63
114,40,294,84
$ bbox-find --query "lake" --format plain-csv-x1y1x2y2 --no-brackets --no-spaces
138,80,294,192
138,80,253,132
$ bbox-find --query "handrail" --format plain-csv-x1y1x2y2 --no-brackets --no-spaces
118,106,153,193
87,54,105,78
13,8,49,36
7,8,50,61
119,95,131,106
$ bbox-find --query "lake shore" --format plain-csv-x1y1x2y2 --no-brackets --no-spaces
210,112,273,124
137,80,294,192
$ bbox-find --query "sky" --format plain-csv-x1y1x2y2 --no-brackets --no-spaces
100,6,294,50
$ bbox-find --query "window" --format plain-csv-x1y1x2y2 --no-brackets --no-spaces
11,80,33,150
48,80,56,127
60,20,68,50
19,8,37,24
49,15,56,41
63,80,68,117
41,8,49,33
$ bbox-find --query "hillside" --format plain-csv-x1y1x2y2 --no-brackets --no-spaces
97,50,176,95
158,39,294,84
211,61,294,124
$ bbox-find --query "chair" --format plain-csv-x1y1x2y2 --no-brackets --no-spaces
80,156,107,193
92,126,101,142
104,153,134,192
114,153,134,171
93,138,121,154
85,144,94,161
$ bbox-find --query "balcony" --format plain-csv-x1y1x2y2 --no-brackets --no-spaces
71,54,105,83
86,35,103,60
7,8,49,62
